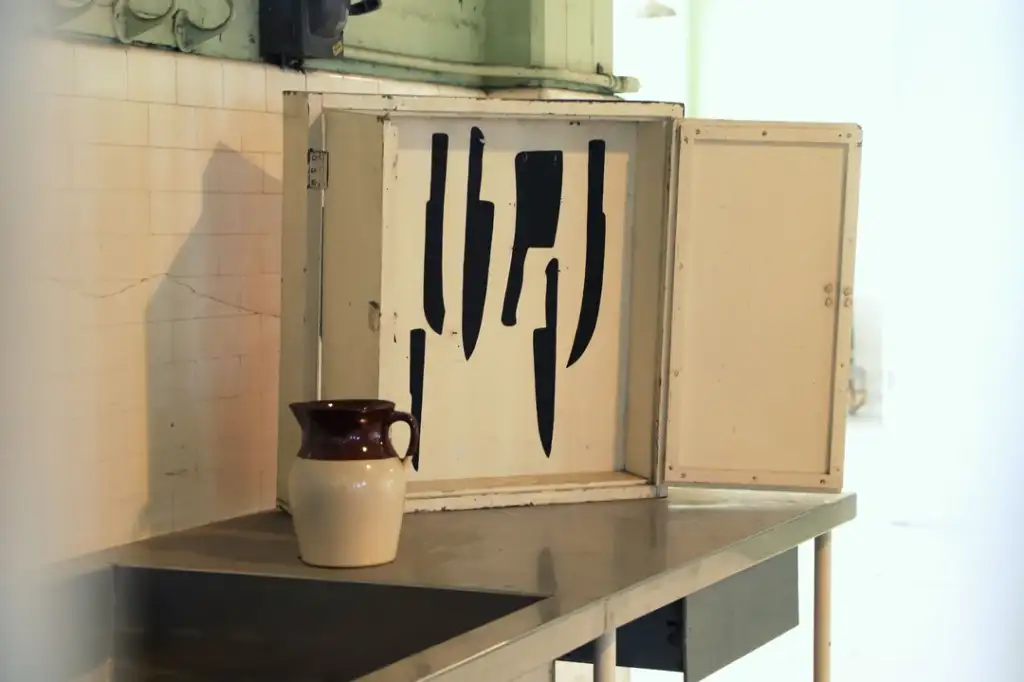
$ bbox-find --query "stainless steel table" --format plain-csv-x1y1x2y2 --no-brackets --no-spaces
104,487,855,682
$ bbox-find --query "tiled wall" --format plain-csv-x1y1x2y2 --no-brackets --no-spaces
35,39,480,559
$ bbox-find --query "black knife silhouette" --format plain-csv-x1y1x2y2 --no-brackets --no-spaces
502,151,563,327
567,140,607,367
408,328,426,471
462,127,494,360
532,259,559,456
422,133,448,335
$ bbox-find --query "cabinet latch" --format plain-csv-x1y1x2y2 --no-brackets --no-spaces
307,149,329,190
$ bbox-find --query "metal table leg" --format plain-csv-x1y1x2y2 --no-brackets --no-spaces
593,628,616,682
814,533,832,682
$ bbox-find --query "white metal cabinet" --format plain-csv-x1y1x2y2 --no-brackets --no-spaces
276,94,862,512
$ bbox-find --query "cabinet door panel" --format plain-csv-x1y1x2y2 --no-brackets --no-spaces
664,120,861,491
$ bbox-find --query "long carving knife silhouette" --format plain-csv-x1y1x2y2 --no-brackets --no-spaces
408,328,426,471
422,133,448,335
532,259,559,456
502,151,563,327
462,127,494,360
567,140,607,367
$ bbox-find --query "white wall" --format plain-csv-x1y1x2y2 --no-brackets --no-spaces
684,0,1024,520
616,0,1024,680
691,0,896,420
613,0,691,104
28,40,480,562
616,0,890,416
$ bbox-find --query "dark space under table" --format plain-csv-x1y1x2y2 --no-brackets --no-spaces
112,567,541,682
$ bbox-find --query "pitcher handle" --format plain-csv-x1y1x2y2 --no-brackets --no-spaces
349,0,383,16
384,411,420,463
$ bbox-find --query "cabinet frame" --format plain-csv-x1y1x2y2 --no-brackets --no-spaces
275,93,862,513
277,92,685,512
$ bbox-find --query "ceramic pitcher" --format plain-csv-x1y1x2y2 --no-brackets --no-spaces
288,399,419,568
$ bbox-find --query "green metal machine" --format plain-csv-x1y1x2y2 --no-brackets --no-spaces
46,0,634,94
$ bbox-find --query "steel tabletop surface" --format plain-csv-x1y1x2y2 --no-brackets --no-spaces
104,487,856,682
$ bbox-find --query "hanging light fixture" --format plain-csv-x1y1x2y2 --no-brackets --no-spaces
637,0,676,18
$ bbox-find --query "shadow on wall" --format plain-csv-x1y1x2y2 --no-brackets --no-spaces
849,296,884,421
142,146,282,537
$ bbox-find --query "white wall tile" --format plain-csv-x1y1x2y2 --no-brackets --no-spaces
159,232,219,276
74,44,128,100
73,97,150,146
75,190,150,235
241,274,282,316
97,234,154,279
262,153,283,194
241,194,282,236
260,232,282,274
176,54,224,107
127,48,178,103
216,235,263,275
205,150,265,193
266,68,306,113
223,60,268,111
148,148,209,192
72,144,150,190
149,192,203,236
39,134,74,189
42,38,482,558
194,108,244,150
149,103,198,148
240,112,283,153
198,193,248,234
33,39,75,95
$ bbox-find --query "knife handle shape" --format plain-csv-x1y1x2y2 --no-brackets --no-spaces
532,259,559,457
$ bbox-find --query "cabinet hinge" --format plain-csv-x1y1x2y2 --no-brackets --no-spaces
307,149,329,190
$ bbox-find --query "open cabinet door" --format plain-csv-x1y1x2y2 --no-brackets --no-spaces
664,120,862,491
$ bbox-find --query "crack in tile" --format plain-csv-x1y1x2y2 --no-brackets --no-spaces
165,276,278,318
46,275,280,318
46,275,158,299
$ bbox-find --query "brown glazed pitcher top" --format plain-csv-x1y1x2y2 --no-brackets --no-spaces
290,399,419,462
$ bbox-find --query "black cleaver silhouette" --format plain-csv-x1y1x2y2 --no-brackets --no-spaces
501,150,563,327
